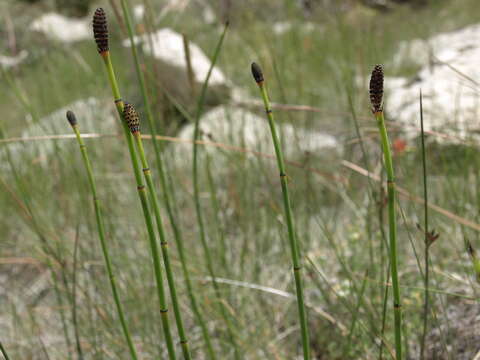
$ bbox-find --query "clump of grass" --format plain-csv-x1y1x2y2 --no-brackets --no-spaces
251,62,311,360
65,110,139,360
191,21,241,358
418,90,441,360
92,8,177,359
369,64,402,359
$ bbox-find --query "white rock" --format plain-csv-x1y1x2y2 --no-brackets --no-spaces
272,21,317,36
273,22,293,35
171,106,341,164
202,6,216,24
158,0,190,20
386,23,480,141
30,13,90,43
393,38,431,68
133,5,145,21
122,28,226,85
0,50,28,69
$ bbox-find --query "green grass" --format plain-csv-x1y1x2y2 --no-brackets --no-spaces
1,0,480,359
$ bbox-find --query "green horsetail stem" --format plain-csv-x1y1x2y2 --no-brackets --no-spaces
118,0,216,356
370,64,402,359
123,103,192,360
251,62,311,360
66,111,139,360
92,8,177,359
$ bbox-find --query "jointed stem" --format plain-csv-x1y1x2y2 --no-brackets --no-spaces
68,119,139,360
119,1,193,358
419,91,429,360
254,74,310,360
375,111,402,359
101,51,177,360
133,131,192,360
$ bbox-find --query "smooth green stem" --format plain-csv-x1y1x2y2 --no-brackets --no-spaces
133,132,192,360
0,341,10,360
51,270,73,359
192,23,239,358
344,270,369,357
419,91,429,360
206,154,229,275
378,263,390,360
71,232,84,360
256,82,310,360
101,51,177,360
374,111,402,359
69,123,139,360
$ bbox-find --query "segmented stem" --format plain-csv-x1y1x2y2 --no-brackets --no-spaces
66,111,139,360
370,64,402,360
99,47,177,360
251,62,311,360
124,102,192,360
118,1,201,356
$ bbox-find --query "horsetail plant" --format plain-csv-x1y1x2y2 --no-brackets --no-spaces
92,8,177,359
65,110,139,360
251,62,311,360
118,0,216,356
369,64,402,359
123,102,192,360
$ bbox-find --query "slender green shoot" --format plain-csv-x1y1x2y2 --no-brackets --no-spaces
65,110,139,360
123,102,192,360
369,64,402,359
251,62,310,360
92,8,177,359
419,90,430,360
71,229,84,360
0,341,10,360
192,22,240,358
182,34,196,97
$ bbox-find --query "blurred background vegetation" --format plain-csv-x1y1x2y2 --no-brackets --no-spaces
1,0,480,359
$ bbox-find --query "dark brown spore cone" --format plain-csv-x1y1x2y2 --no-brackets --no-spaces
369,64,384,113
123,103,140,133
66,111,77,126
93,8,109,53
251,62,264,83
